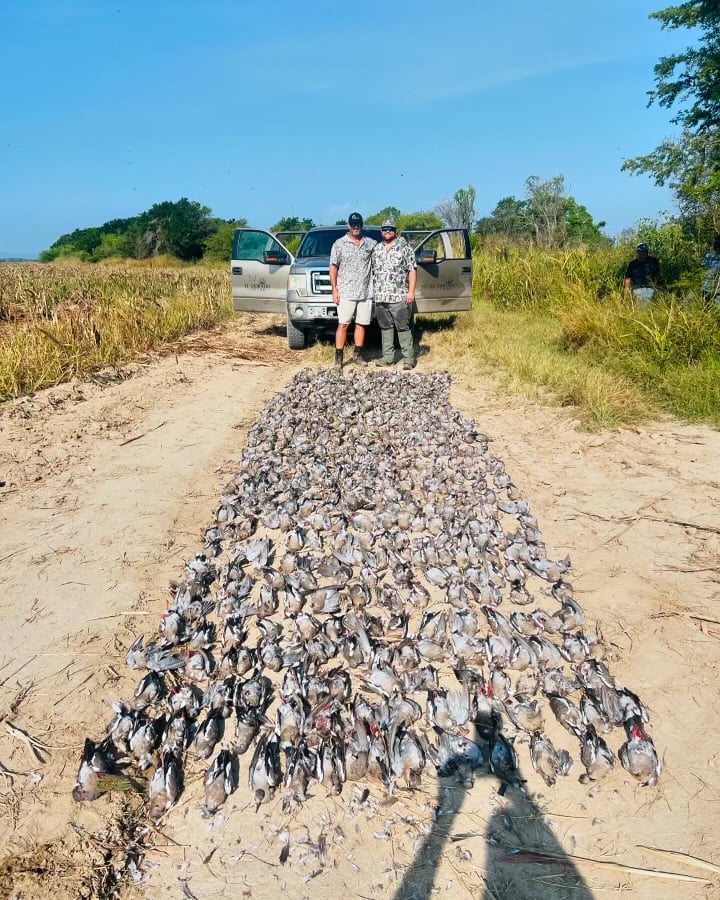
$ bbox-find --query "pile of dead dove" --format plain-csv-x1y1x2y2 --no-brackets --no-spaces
73,368,661,823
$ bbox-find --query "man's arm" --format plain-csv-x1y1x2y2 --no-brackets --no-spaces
329,258,340,305
406,267,417,304
624,261,633,293
403,244,417,304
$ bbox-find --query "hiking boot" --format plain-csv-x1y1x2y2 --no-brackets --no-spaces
351,349,368,367
402,360,417,370
374,358,394,368
333,349,344,370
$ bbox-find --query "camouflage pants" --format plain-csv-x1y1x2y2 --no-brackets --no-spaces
375,302,414,364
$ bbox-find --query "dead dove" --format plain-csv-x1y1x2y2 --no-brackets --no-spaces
202,749,239,816
619,717,661,786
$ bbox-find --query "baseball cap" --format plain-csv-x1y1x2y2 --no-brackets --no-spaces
348,212,363,227
637,242,649,252
381,218,397,229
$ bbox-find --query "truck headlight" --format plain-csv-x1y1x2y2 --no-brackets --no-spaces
293,306,305,318
288,274,308,297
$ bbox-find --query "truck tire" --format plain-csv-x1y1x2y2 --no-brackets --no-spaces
287,317,307,350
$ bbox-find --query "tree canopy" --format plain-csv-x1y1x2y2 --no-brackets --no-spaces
622,2,720,233
364,207,443,231
475,176,606,247
40,199,243,263
648,1,720,132
270,216,315,233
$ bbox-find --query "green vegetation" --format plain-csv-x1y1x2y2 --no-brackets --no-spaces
475,175,607,247
364,207,444,231
39,200,246,264
623,1,720,236
461,243,720,427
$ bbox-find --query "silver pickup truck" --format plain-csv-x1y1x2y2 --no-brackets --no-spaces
231,225,473,349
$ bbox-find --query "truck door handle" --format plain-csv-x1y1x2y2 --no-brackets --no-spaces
461,266,471,273
232,266,243,275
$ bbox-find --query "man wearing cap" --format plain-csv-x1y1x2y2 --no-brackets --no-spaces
329,212,376,370
624,243,660,304
371,218,417,369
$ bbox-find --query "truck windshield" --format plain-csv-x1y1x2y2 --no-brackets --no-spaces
296,228,382,258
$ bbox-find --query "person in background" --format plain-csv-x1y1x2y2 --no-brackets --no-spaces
372,218,417,370
624,242,660,304
329,212,376,370
701,235,720,305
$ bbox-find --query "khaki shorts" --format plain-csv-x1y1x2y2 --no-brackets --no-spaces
338,297,372,326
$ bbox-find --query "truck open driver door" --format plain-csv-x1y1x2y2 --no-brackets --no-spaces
231,229,294,313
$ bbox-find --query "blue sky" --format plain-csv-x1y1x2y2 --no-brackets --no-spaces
0,0,691,258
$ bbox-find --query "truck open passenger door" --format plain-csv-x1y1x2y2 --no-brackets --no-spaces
413,229,472,313
231,228,293,313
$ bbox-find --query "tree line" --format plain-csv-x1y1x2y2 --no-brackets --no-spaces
39,182,607,265
39,199,249,263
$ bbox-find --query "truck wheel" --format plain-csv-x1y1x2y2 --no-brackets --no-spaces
286,317,307,350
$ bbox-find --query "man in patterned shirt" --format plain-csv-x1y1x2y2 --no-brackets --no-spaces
372,218,417,369
329,212,377,370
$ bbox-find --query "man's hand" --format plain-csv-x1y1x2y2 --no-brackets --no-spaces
405,292,415,305
332,288,340,306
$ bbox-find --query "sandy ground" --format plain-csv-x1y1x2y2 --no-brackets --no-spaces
1,317,719,900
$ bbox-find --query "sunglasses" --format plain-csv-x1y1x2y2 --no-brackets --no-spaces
381,227,396,233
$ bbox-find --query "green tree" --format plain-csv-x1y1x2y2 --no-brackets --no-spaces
93,232,134,260
564,198,607,245
648,1,720,133
397,210,444,231
270,216,315,232
623,130,720,233
203,219,248,262
366,206,402,225
475,184,606,246
623,3,720,233
475,196,531,239
139,198,214,261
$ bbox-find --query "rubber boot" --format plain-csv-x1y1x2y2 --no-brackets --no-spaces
375,328,395,366
334,348,344,370
398,329,416,369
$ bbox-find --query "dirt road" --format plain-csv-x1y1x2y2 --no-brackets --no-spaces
1,318,719,899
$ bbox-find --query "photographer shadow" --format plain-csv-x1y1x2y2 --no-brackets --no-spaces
393,723,592,900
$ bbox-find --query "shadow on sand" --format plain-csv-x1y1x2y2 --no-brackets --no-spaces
393,722,592,900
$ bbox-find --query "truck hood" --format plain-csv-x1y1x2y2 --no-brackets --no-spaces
290,257,330,271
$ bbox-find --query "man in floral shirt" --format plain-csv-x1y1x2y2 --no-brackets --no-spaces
371,218,417,369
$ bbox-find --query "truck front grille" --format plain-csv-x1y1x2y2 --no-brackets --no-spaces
311,271,331,294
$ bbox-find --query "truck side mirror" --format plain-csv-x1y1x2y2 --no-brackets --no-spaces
416,249,437,265
264,250,289,265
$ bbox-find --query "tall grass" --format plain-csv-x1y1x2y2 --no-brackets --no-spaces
459,244,720,427
419,303,654,429
0,263,230,399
